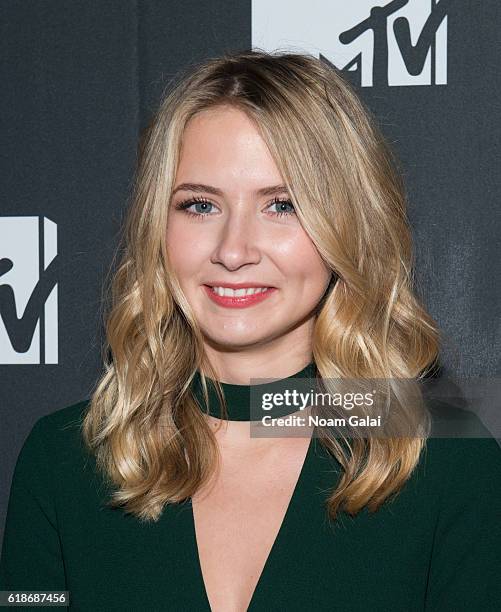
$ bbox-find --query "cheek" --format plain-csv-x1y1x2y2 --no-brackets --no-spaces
166,219,209,273
280,234,329,289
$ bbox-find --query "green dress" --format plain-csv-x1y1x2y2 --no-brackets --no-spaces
1,362,501,611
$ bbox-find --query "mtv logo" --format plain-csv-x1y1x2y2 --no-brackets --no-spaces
252,0,448,87
0,216,58,364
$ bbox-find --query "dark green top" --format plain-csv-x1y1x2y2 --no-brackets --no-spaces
1,363,501,611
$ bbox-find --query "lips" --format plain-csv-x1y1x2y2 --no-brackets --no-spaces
204,282,274,289
203,285,277,309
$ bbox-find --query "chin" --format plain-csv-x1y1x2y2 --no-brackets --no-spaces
203,329,274,350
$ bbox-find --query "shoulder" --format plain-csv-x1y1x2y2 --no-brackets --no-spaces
421,406,501,501
427,397,495,437
14,399,92,480
5,400,93,528
38,398,91,432
29,398,90,442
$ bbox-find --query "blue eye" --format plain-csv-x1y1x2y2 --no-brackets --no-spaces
173,195,296,219
175,196,215,219
267,197,296,217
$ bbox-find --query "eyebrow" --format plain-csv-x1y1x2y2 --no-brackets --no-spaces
171,182,289,197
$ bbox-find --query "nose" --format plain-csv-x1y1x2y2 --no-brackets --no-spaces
210,206,261,271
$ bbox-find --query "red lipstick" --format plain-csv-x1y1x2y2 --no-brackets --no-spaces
203,285,277,308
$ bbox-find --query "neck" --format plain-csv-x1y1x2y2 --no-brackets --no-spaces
191,361,317,422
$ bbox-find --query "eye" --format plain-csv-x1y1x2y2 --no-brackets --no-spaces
266,197,296,217
174,196,216,219
173,195,297,219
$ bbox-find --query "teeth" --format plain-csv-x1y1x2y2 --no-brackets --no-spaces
211,286,270,297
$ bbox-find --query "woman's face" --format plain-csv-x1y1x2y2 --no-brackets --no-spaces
166,105,331,354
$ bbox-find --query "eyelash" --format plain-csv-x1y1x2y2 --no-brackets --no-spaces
174,195,296,220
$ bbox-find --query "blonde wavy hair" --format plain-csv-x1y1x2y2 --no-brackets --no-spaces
82,48,441,522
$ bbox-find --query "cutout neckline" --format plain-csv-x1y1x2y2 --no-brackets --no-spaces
189,433,315,610
191,361,317,421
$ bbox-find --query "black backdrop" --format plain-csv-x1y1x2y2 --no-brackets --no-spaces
1,1,500,547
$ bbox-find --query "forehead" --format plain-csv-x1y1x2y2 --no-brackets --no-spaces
175,105,284,191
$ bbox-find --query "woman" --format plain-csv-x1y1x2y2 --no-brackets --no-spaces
1,49,500,611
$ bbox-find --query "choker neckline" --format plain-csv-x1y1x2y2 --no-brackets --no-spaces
191,361,318,421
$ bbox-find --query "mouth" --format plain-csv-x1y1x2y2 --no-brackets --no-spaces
203,284,277,308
